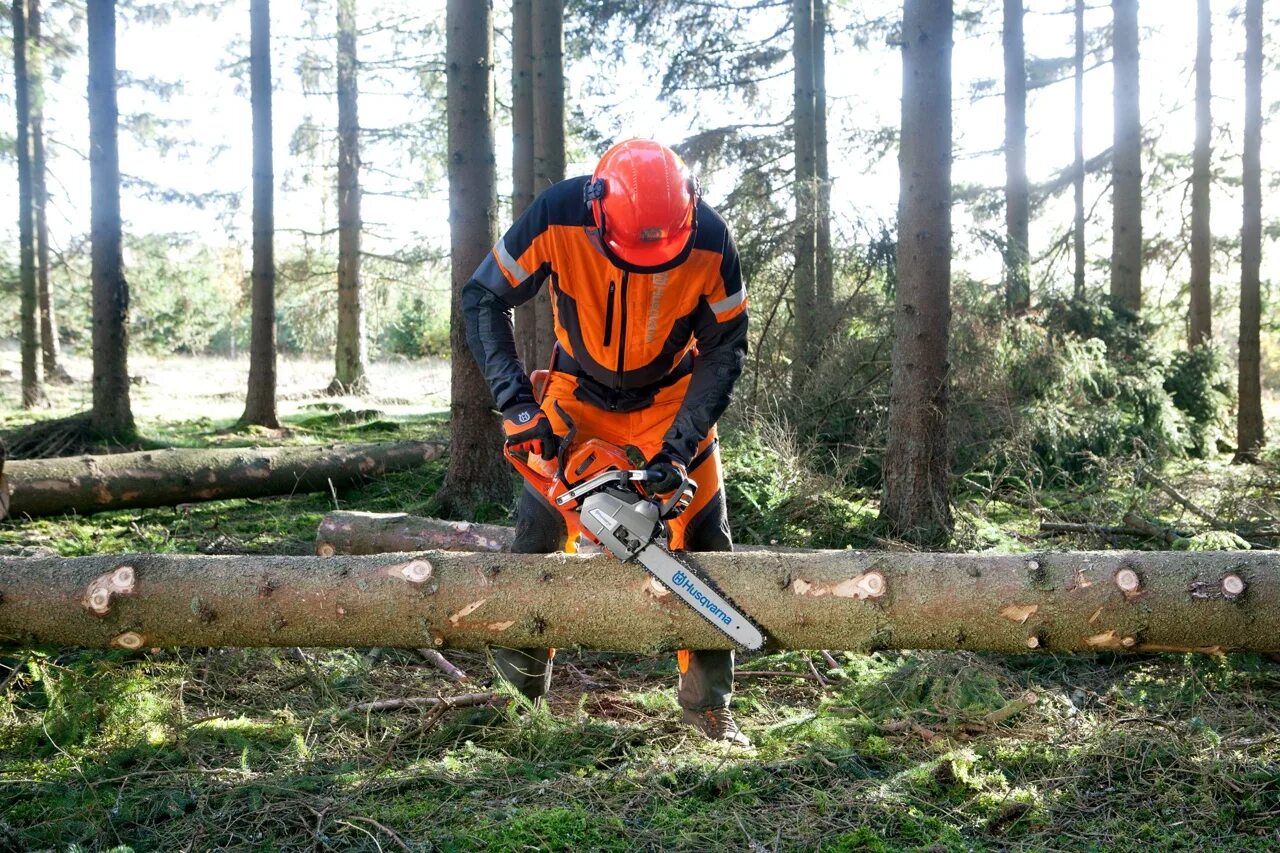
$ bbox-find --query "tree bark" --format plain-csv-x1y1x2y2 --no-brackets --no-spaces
316,510,514,555
1003,0,1029,313
814,0,832,317
87,0,134,441
530,0,564,369
330,0,369,395
239,0,279,429
791,0,817,389
1,550,1276,654
28,0,67,385
0,441,443,519
881,0,953,546
511,0,538,371
1072,0,1085,299
1236,0,1265,462
1110,0,1141,315
1188,0,1212,348
437,0,510,514
12,0,46,409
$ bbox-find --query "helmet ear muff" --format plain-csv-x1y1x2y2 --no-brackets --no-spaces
584,176,608,242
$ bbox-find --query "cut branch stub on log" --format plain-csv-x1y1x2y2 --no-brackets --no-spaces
0,550,1275,654
0,442,444,519
316,510,514,556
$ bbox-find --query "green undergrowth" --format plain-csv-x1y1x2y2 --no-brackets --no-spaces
1,647,1277,850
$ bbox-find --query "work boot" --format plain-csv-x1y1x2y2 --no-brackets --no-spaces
682,707,753,747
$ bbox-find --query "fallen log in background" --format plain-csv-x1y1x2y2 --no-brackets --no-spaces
0,550,1274,654
316,511,514,555
314,511,814,556
0,442,444,520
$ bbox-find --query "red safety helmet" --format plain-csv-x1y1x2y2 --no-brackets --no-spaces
584,139,699,270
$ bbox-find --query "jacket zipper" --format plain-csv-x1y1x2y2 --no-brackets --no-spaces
615,271,630,394
602,280,615,347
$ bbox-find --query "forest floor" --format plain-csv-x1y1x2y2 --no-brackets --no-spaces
1,354,1279,851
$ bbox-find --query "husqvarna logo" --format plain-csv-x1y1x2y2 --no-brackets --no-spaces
517,411,532,423
671,570,733,626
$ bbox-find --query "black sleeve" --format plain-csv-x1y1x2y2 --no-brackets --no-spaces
462,279,536,412
661,212,749,464
661,306,748,464
461,190,561,412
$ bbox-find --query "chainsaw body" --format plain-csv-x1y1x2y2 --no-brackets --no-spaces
502,381,764,650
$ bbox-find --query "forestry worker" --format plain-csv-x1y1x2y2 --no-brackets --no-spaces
461,138,751,746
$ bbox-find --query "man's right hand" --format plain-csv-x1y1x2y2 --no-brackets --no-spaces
502,403,559,461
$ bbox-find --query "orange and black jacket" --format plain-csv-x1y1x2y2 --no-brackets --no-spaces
462,175,748,465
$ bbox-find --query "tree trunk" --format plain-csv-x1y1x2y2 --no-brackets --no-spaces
791,0,817,389
1188,0,1212,348
881,0,953,546
1,550,1276,653
530,0,564,370
1110,0,1142,315
330,0,369,395
511,0,538,371
1236,0,1265,462
814,0,832,317
437,0,510,514
87,0,134,441
28,0,67,385
0,441,443,519
1072,0,1085,299
12,0,45,409
1003,0,1029,313
316,510,514,555
239,0,279,429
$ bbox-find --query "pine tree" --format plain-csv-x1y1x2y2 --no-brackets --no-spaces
87,0,134,441
880,0,954,546
1188,0,1212,348
12,0,46,408
239,0,279,429
1110,0,1141,314
437,0,509,514
530,0,564,371
1235,0,1265,462
330,0,370,395
1003,0,1029,313
29,0,69,385
791,0,817,389
1072,0,1085,298
511,0,538,370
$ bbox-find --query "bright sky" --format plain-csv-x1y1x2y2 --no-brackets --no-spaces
1,0,1271,322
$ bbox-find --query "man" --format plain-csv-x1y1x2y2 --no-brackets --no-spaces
461,139,750,746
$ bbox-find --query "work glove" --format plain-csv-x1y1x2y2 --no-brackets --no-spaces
502,403,559,461
642,451,688,497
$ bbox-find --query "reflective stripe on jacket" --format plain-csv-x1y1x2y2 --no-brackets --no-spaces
462,176,748,465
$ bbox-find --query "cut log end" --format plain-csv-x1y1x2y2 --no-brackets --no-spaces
113,631,145,650
1222,573,1246,598
1115,568,1142,593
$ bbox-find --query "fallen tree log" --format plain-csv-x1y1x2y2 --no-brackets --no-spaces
314,511,813,555
0,442,445,520
316,511,514,555
0,550,1275,653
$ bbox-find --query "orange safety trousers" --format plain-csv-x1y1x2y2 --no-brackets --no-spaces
539,369,723,553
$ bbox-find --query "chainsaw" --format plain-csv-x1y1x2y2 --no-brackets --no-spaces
503,396,764,652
